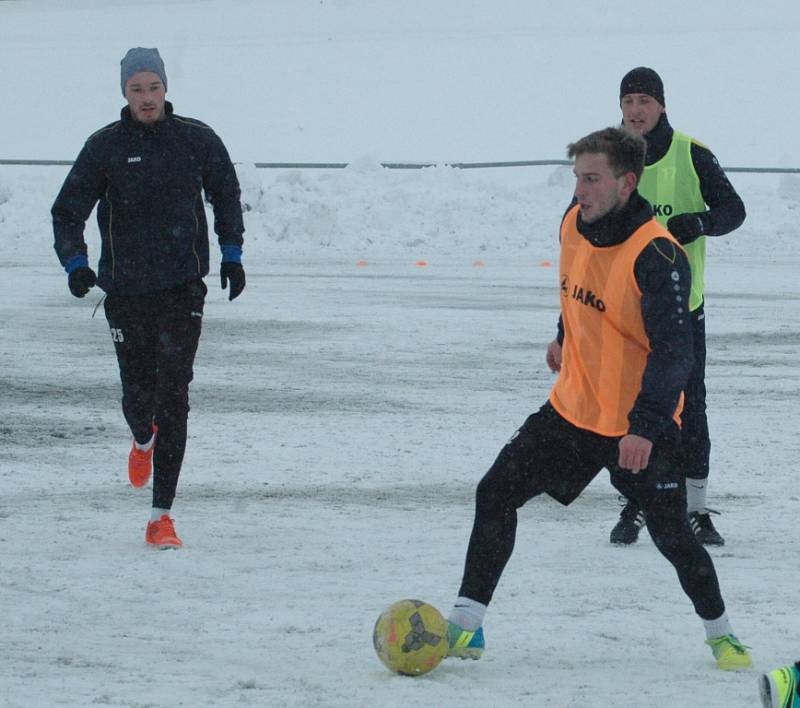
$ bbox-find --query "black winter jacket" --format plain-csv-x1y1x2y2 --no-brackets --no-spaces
52,102,244,295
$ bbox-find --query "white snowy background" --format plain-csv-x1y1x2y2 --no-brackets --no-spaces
1,1,799,707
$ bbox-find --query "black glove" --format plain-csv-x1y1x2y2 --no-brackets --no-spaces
666,213,706,245
68,266,97,298
220,261,246,301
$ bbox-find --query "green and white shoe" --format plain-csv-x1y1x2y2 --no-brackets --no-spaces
706,634,752,670
446,621,484,660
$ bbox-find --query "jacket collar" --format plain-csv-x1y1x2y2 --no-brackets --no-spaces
576,191,654,247
642,113,673,165
120,101,174,132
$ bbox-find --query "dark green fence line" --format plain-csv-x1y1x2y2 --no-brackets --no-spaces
1,158,798,173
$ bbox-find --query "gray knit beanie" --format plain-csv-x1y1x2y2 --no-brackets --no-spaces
120,47,167,96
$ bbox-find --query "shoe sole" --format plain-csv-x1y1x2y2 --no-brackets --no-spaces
717,656,753,671
758,673,775,708
447,648,483,660
146,541,182,550
698,537,725,547
130,475,152,488
610,537,639,545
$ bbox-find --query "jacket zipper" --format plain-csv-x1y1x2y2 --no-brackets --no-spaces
106,184,115,280
192,195,201,273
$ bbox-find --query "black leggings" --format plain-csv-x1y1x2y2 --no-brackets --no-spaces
682,305,710,480
104,279,206,509
458,402,725,620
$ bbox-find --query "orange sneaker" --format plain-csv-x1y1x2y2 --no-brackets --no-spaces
145,514,182,548
128,425,157,488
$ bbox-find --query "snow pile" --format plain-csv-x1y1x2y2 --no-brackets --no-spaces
2,163,797,267
239,160,562,259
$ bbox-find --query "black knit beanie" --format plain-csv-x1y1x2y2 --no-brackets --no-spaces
619,67,664,106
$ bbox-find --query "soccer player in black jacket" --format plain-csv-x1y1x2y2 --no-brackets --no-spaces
52,47,245,548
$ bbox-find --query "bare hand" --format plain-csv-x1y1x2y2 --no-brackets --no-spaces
618,434,653,474
546,339,562,373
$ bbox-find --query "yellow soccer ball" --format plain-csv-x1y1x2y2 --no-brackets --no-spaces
373,599,448,676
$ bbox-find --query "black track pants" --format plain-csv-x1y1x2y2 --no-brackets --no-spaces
682,305,711,480
104,279,206,509
457,402,725,620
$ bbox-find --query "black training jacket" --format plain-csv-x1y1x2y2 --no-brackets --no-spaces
52,102,244,295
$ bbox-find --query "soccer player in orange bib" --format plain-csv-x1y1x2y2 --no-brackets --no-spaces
444,127,750,671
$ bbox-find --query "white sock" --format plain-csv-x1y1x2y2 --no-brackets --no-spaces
703,612,733,640
448,596,487,631
686,478,708,514
134,432,155,452
151,507,171,521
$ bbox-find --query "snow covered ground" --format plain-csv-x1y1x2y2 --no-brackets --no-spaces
4,164,800,708
2,2,800,707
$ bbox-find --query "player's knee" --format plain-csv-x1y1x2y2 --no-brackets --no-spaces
649,518,712,573
156,389,190,420
475,469,517,518
646,514,688,553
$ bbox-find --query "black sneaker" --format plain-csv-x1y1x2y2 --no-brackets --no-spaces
688,509,725,546
610,498,646,545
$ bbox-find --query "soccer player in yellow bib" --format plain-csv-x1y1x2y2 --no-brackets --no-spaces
609,67,745,547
